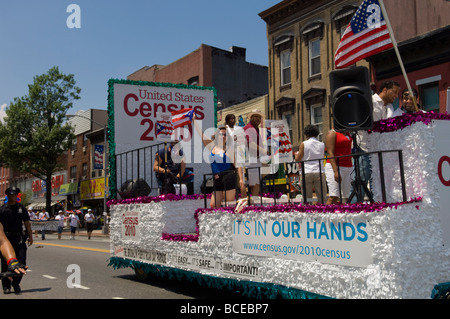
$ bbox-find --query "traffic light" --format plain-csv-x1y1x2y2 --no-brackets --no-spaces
329,66,373,131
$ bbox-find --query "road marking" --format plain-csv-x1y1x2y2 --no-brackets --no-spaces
43,275,57,280
72,284,90,290
34,242,109,253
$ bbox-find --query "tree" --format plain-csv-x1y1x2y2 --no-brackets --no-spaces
0,66,81,213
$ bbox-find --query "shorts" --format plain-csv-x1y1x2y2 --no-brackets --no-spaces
57,226,64,234
86,222,94,232
213,170,237,191
325,163,353,198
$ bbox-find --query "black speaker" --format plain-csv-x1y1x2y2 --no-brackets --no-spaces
329,66,373,131
118,179,151,198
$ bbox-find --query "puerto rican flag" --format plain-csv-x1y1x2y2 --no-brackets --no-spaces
156,119,173,141
94,145,104,170
334,0,393,69
274,132,292,155
171,108,195,129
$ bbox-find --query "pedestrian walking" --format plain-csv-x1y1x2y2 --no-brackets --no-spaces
84,209,95,239
69,211,81,240
38,209,49,240
0,187,33,294
55,210,66,240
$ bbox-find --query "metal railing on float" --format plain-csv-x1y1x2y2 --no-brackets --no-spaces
115,142,193,198
114,144,406,207
200,149,407,208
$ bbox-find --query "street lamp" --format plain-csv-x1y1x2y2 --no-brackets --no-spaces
66,114,109,234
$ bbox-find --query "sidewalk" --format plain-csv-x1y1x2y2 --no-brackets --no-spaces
35,226,110,239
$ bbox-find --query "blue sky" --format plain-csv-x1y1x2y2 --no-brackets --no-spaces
0,0,279,117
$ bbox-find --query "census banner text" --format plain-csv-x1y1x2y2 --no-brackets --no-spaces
112,82,215,154
232,215,373,267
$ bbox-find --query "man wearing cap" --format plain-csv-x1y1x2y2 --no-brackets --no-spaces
84,209,95,240
55,210,66,240
0,187,32,294
243,109,268,196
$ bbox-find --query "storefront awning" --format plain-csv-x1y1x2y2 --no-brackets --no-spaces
28,196,66,210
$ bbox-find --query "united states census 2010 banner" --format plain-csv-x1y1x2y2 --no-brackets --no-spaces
107,79,217,198
108,80,216,155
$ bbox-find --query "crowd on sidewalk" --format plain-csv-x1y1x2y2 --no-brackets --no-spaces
29,208,109,240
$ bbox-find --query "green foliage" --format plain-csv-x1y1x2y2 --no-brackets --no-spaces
0,66,80,188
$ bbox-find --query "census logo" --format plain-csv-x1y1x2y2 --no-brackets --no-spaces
121,211,140,240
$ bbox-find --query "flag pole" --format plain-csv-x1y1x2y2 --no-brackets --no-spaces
378,0,418,111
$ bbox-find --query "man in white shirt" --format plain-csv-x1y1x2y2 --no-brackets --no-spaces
38,209,49,240
372,80,400,121
55,210,65,240
353,80,400,202
84,209,95,240
69,212,80,240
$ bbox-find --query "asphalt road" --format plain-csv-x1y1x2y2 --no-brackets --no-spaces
1,232,244,300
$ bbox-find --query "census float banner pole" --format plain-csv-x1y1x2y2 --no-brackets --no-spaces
378,0,418,111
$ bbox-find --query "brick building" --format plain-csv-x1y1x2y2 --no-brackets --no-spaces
259,0,450,145
127,44,269,110
65,109,108,212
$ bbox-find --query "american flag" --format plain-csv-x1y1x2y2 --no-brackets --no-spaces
94,145,104,170
334,0,393,69
171,108,195,129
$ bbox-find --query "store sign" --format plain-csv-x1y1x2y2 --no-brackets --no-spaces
59,183,79,195
80,177,108,200
32,175,65,194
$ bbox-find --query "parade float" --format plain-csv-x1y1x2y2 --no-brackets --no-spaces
106,80,450,299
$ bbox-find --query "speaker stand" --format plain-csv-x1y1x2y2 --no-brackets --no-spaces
348,132,374,204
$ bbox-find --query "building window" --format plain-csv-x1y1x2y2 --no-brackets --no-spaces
70,166,77,180
280,50,291,86
309,39,321,77
188,76,199,86
82,163,88,178
72,138,77,151
311,104,323,141
420,82,440,112
282,113,293,142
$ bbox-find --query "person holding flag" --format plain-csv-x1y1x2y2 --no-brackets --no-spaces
334,0,415,202
334,0,417,109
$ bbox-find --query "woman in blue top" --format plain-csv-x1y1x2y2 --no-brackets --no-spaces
194,118,244,208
